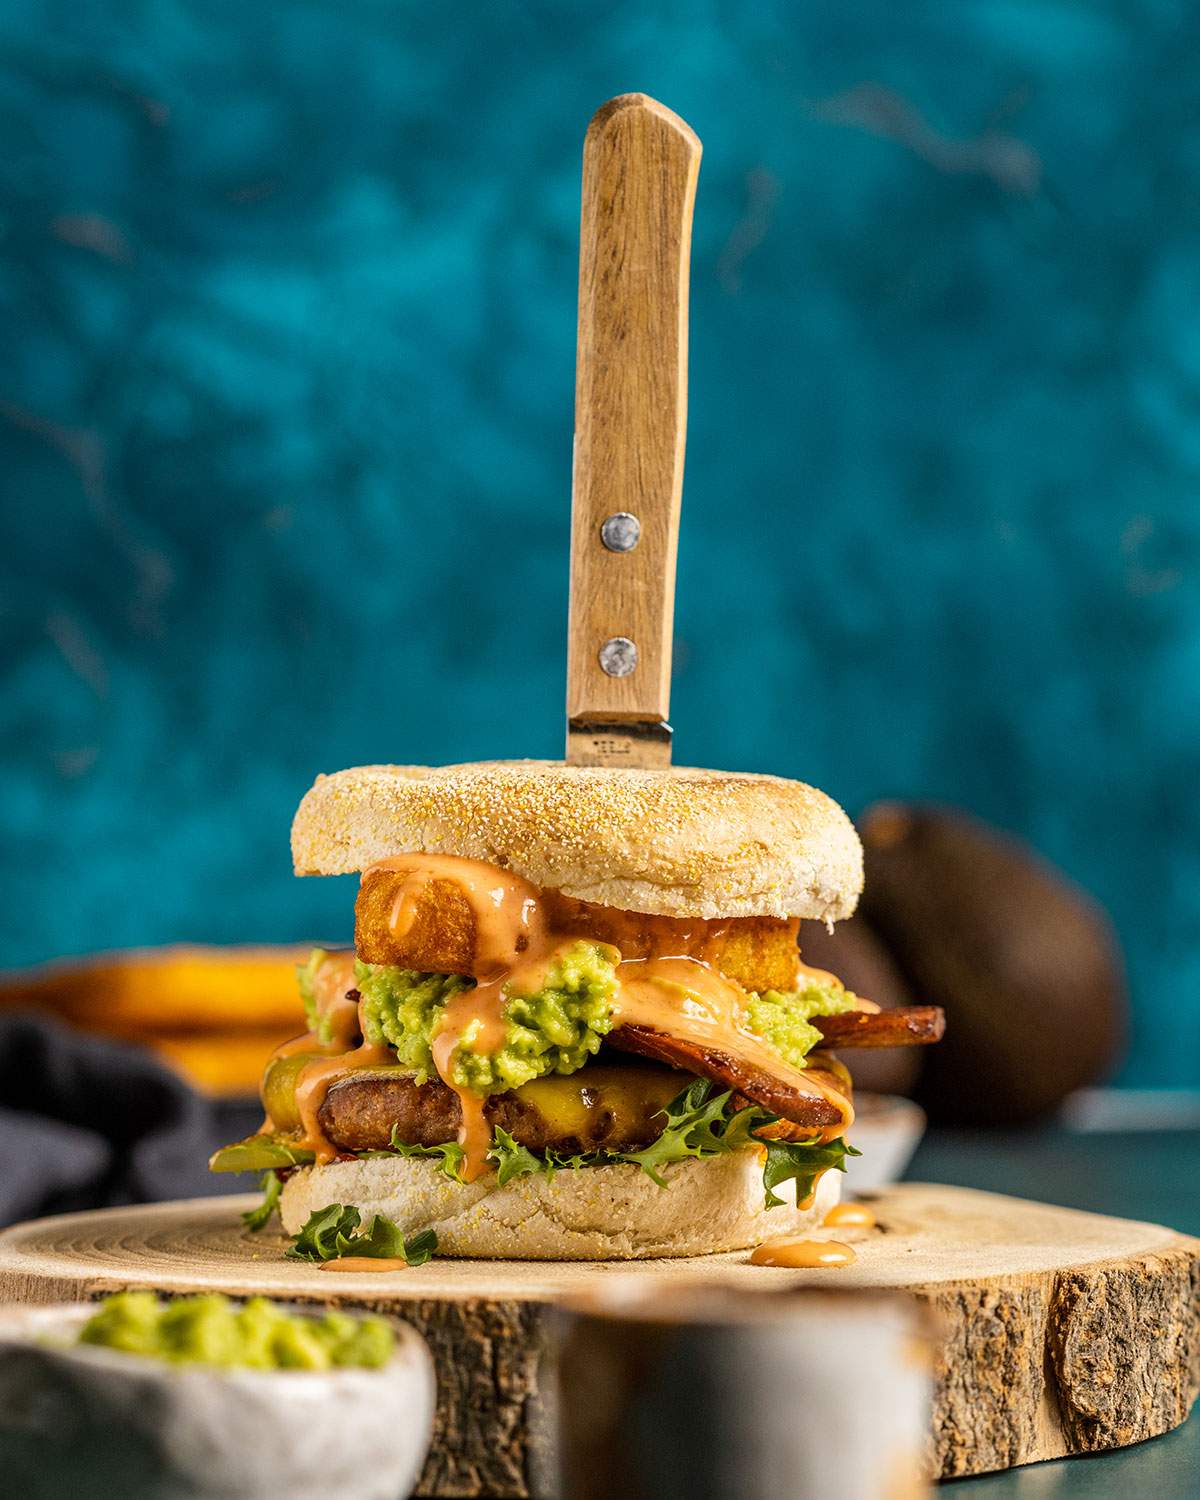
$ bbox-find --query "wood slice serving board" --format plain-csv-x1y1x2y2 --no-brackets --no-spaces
0,1183,1195,1495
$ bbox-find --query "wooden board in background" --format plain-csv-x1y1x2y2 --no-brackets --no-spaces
0,1183,1195,1496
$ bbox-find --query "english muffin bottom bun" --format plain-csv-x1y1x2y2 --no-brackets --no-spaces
278,1151,843,1260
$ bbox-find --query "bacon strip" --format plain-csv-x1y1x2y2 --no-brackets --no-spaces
813,1005,944,1049
608,1006,943,1128
607,1027,850,1128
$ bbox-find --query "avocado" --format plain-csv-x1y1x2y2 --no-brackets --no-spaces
858,802,1126,1124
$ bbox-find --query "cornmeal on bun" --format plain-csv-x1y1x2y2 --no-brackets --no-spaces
290,762,863,921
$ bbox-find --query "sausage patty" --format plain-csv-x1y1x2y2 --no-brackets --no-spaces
318,1063,689,1156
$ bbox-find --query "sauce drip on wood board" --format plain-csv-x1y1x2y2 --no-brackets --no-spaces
318,1257,416,1274
822,1201,876,1230
749,1238,857,1268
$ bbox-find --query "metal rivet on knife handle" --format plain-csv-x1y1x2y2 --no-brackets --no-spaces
598,637,638,677
564,95,701,767
600,512,641,552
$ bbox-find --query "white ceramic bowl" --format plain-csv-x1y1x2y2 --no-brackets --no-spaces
842,1092,927,1195
0,1301,436,1500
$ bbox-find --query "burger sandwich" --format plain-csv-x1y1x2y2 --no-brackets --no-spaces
211,761,943,1259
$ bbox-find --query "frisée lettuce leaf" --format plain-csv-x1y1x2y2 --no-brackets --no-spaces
284,1203,438,1266
241,1169,284,1232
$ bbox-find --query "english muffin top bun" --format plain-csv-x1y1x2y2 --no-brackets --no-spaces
291,761,863,923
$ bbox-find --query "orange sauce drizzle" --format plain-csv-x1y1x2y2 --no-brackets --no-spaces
265,952,390,1164
612,956,855,1139
750,1237,857,1268
310,952,360,1042
368,855,578,1181
268,854,857,1182
796,959,848,989
822,1201,876,1230
293,1035,393,1164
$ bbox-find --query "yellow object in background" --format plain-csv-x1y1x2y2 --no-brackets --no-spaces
147,1030,305,1097
0,946,319,1096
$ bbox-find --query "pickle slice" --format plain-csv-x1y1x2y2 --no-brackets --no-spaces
208,1135,315,1173
259,1050,323,1135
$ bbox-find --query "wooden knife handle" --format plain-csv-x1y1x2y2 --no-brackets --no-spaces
566,94,701,731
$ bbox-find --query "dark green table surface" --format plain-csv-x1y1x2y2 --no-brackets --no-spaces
907,1126,1199,1496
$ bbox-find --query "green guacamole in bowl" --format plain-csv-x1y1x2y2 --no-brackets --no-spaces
77,1290,395,1371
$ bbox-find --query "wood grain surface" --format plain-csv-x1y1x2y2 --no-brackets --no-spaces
565,93,700,744
0,1183,1195,1495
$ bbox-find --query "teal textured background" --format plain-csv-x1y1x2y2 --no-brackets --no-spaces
2,3,1197,1083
